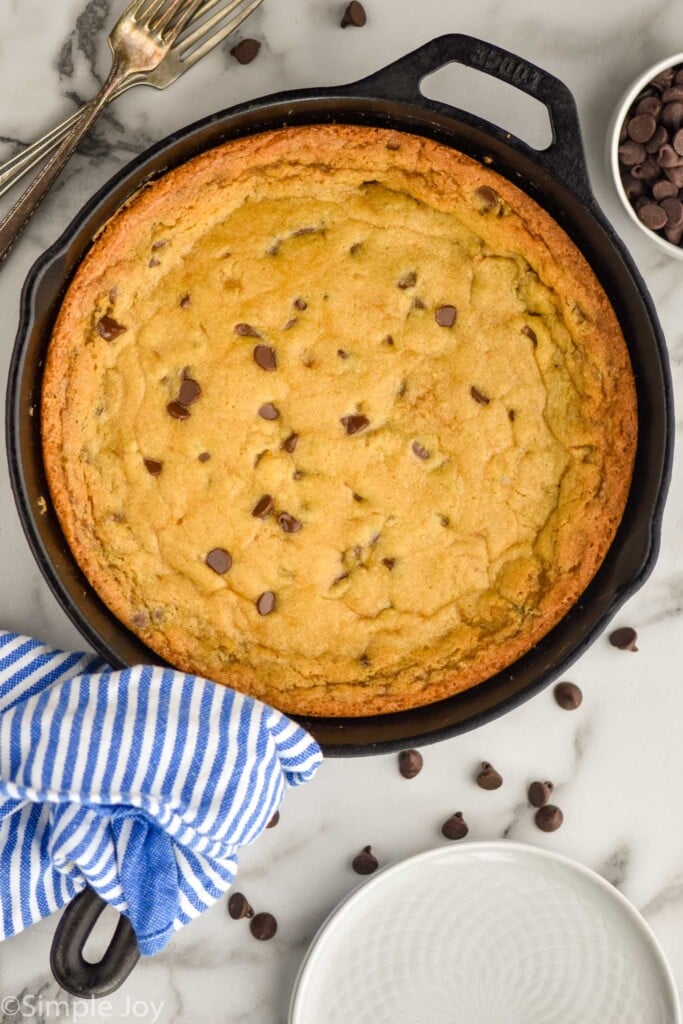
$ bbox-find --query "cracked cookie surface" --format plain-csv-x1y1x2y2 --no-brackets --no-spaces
42,125,637,716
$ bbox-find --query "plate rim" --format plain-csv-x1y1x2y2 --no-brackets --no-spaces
288,839,680,1023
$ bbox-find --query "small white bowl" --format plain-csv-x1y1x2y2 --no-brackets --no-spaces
609,51,683,260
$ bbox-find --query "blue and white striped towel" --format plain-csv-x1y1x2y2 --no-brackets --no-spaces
0,632,322,955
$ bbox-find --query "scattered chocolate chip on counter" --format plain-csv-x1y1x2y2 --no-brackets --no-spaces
476,762,503,790
554,681,583,710
206,548,233,575
441,812,469,840
250,912,278,940
398,749,423,779
266,810,280,829
230,38,261,65
609,626,639,651
256,591,276,615
340,1,366,28
352,845,379,874
253,344,277,370
618,64,683,247
144,458,162,476
535,805,564,832
228,892,254,920
528,780,554,808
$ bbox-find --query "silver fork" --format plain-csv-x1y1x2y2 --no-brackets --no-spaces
0,0,263,201
0,0,208,265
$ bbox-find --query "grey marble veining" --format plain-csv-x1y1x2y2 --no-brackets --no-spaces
1,1,683,1021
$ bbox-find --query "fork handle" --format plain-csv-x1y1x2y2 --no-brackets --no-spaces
0,71,124,266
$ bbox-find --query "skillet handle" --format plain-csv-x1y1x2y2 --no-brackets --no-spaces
349,34,593,206
50,885,141,998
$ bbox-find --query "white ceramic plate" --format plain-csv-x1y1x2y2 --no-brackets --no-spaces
289,841,680,1024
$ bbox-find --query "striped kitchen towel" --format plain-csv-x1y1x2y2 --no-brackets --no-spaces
0,631,322,955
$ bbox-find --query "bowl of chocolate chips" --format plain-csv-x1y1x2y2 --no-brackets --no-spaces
611,53,683,257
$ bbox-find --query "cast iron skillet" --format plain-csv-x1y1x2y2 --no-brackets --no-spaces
6,35,673,995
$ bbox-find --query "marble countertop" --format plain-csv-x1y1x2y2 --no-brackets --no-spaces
1,1,683,1021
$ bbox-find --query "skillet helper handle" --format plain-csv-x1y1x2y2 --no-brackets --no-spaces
351,33,593,205
50,885,141,998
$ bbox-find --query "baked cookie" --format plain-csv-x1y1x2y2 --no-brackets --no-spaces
42,125,637,716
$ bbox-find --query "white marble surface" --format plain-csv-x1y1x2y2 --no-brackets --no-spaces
1,1,683,1021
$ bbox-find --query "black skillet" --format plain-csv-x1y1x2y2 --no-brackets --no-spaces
6,35,673,995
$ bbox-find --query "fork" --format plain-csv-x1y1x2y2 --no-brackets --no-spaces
0,0,209,265
0,0,263,201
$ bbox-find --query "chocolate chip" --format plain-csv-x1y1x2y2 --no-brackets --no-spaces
441,812,469,841
397,271,417,289
206,548,232,574
148,257,160,268
341,414,369,435
411,297,426,310
663,85,683,104
637,96,663,117
528,780,554,808
352,846,378,874
435,305,457,327
293,297,308,311
476,762,503,790
235,322,260,337
535,805,564,832
96,315,126,341
278,512,302,533
256,591,276,615
638,203,668,230
665,164,683,189
645,125,668,153
618,140,646,166
652,179,679,200
283,318,297,330
178,378,201,406
250,912,277,941
621,173,644,200
383,335,394,346
131,611,148,628
341,1,366,27
508,409,516,422
411,440,430,460
674,128,683,155
609,626,638,651
349,242,362,255
554,681,583,709
662,196,683,227
665,223,683,244
662,101,683,131
352,492,364,502
440,515,450,526
230,38,260,64
198,452,211,462
228,892,254,920
253,345,277,371
653,69,675,92
258,402,280,420
628,113,657,143
381,557,395,570
470,386,490,405
631,159,659,180
398,749,423,779
475,185,499,210
144,458,162,476
167,401,190,420
521,325,538,345
337,348,349,359
658,144,680,167
266,810,280,829
180,293,191,308
252,494,274,518
293,469,305,480
278,432,299,455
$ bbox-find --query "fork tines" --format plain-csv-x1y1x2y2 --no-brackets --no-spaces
176,0,264,61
